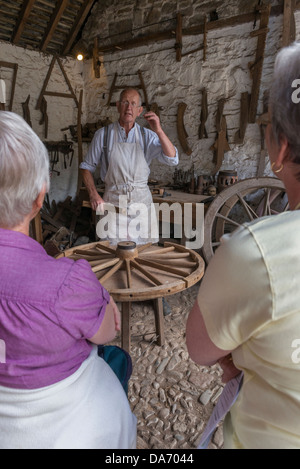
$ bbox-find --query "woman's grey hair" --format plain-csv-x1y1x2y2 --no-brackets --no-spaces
0,111,50,228
269,41,300,165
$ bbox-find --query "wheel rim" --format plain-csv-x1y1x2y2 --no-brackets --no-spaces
202,177,288,264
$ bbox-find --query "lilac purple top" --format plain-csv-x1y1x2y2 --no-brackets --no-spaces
0,228,110,390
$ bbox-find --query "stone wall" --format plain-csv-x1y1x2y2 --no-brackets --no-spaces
0,42,84,202
81,0,300,184
0,1,299,204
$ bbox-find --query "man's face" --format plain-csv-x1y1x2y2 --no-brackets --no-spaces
117,90,143,127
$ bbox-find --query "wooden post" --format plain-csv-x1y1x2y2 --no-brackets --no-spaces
153,298,165,347
31,213,43,245
93,37,101,79
248,4,271,123
122,302,131,352
203,15,207,61
76,90,83,197
282,0,296,47
175,12,183,62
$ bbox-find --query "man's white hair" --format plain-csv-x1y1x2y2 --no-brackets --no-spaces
0,111,50,228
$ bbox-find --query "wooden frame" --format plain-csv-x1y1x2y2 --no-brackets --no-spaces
0,61,18,111
36,55,79,111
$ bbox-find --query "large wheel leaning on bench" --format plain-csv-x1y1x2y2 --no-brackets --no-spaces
202,177,288,264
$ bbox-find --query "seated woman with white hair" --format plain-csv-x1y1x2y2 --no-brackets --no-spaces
0,111,137,449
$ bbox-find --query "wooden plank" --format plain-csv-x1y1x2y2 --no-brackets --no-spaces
43,91,76,99
93,37,101,78
40,0,69,52
12,0,36,44
175,12,183,62
234,92,250,144
62,0,96,55
31,212,43,244
97,6,285,55
282,0,296,47
56,56,79,107
153,298,165,347
36,55,56,110
121,302,131,352
76,89,83,196
248,5,271,123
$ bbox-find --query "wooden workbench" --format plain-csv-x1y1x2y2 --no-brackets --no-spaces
152,190,211,226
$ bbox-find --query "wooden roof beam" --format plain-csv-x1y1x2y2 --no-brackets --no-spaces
40,0,69,52
62,0,95,55
11,0,37,45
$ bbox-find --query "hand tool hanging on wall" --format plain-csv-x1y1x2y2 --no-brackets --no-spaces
22,95,32,127
234,92,250,144
211,99,230,175
199,88,208,139
177,102,192,156
248,3,271,124
39,97,49,139
44,140,74,176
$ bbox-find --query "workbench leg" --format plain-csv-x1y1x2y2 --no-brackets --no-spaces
121,302,131,352
153,298,165,347
31,212,43,244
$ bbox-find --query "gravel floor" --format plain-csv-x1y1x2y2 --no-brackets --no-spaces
114,284,225,450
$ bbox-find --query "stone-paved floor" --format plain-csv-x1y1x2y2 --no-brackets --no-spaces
114,284,225,450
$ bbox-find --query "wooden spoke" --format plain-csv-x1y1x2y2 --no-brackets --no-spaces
125,259,132,289
92,258,120,274
97,260,124,283
136,258,189,278
215,212,241,227
236,192,258,221
130,260,163,286
212,241,221,248
73,249,111,256
140,246,175,256
95,243,117,254
261,188,272,216
141,257,196,268
141,251,190,259
137,242,154,253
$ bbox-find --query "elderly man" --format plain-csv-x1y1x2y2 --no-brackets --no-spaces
80,87,178,245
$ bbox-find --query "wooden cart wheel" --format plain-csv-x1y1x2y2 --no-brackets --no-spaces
202,177,288,264
57,241,205,302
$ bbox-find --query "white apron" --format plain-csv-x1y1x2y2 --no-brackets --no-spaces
99,123,159,245
0,347,137,449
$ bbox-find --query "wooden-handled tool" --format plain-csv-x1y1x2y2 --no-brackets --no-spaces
177,102,192,155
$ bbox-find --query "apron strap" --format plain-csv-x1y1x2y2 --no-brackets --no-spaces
103,125,109,170
112,122,146,154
